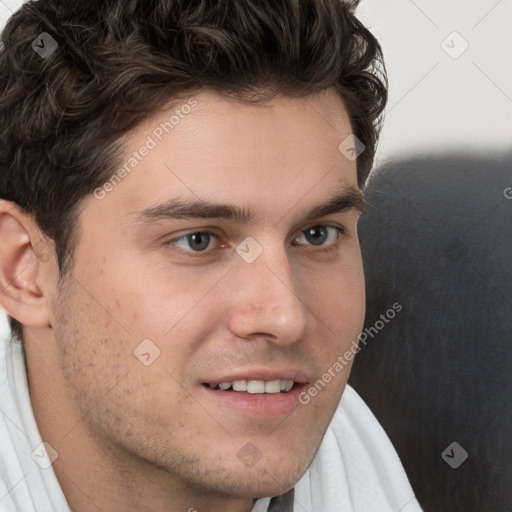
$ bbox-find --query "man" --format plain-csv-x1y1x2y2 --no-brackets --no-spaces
0,0,422,510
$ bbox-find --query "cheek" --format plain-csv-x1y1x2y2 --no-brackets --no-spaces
53,285,134,426
302,254,366,341
54,281,197,434
338,264,366,335
101,258,231,346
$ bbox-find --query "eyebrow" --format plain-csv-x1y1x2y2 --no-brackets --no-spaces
130,186,364,226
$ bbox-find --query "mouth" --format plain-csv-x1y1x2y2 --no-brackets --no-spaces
200,371,308,418
203,379,296,394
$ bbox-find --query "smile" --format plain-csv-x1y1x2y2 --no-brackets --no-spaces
205,379,295,394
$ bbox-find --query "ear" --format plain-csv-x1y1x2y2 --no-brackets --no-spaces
0,200,55,329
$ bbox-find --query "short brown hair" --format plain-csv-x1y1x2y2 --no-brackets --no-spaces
0,0,387,343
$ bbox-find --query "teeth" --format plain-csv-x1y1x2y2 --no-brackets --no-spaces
232,380,248,391
264,380,281,393
247,380,265,394
210,379,295,394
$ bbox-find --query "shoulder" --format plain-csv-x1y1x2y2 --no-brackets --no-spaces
294,384,423,512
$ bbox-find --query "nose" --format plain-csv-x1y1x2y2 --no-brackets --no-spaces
226,243,311,346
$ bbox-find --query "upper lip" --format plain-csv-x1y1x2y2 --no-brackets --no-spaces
202,368,309,386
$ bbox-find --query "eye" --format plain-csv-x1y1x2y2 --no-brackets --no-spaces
167,232,218,252
294,225,343,247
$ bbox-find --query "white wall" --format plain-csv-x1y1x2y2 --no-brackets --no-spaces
1,0,511,337
357,0,512,165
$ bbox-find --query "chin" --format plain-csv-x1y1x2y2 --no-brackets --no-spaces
236,454,311,497
184,454,310,500
215,469,299,499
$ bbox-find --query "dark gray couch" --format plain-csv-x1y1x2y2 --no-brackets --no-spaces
349,151,512,511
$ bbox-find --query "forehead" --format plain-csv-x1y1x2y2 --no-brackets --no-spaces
85,88,358,225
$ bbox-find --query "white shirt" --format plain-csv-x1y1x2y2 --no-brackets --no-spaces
0,325,422,512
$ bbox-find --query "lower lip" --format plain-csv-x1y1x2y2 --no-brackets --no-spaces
200,383,307,418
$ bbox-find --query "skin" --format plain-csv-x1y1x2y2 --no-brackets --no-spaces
0,87,365,512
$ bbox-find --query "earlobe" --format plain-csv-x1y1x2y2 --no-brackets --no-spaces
0,200,53,328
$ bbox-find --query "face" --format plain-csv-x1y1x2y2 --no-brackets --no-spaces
48,88,365,499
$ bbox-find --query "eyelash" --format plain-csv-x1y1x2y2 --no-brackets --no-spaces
162,224,347,255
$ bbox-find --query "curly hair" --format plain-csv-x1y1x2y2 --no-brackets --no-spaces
0,0,387,342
